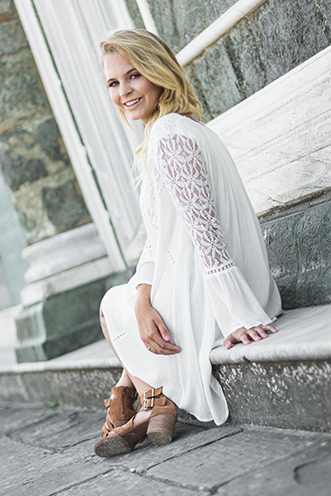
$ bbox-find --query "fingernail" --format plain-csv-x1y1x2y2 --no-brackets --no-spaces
164,335,170,341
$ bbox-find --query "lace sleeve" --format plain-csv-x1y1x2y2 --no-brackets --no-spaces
156,134,234,275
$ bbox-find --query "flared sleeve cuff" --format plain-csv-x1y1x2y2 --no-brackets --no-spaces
206,265,274,339
135,238,155,288
136,261,154,287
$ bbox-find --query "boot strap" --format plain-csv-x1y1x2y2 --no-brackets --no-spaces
143,387,166,410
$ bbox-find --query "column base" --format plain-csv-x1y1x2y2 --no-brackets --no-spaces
15,267,135,363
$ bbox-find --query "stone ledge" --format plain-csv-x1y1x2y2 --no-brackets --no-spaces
210,304,331,365
1,304,330,431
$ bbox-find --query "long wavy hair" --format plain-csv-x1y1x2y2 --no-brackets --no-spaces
100,29,203,173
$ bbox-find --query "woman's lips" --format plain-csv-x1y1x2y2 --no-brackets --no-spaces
124,97,142,108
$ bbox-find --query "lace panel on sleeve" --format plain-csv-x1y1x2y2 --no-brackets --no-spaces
156,134,234,275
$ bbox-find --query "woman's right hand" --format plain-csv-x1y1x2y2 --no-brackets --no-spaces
134,284,181,355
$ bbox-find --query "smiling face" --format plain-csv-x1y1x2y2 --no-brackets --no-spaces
104,52,161,126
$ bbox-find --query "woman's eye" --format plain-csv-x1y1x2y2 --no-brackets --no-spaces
108,81,118,88
130,73,140,79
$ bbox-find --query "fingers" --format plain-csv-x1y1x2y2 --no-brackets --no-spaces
224,324,278,350
141,317,181,355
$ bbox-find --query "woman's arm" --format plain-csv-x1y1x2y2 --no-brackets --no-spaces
155,133,277,347
135,283,181,355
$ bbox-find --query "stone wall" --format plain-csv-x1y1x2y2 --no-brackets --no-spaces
0,0,91,246
127,0,331,121
125,0,331,310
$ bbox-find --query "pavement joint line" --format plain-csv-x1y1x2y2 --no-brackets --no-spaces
46,467,119,496
140,427,244,474
134,469,212,493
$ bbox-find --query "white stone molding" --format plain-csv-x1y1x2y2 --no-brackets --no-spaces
13,0,134,271
177,0,266,66
20,223,113,306
23,224,107,284
208,46,331,216
21,257,112,307
135,0,159,35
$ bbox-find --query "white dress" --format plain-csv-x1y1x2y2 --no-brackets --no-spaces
101,113,282,425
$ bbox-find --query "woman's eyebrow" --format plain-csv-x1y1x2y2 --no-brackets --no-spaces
106,68,136,84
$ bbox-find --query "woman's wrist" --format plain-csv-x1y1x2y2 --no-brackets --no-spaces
135,283,152,310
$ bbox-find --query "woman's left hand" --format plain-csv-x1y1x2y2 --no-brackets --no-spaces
223,324,277,350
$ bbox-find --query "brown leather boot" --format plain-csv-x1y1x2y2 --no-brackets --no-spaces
142,387,177,445
101,385,137,437
93,386,177,457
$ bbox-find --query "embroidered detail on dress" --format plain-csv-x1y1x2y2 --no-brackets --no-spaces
160,244,176,264
205,262,234,275
112,329,128,342
156,133,234,274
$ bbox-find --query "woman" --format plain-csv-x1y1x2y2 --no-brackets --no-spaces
94,29,282,457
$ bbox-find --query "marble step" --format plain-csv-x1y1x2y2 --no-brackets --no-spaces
0,304,330,432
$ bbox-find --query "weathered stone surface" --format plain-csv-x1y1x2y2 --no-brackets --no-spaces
0,120,91,244
146,428,327,491
42,179,90,230
217,438,331,495
0,49,50,134
2,401,331,496
124,0,145,29
0,0,16,22
146,0,237,53
37,118,69,164
321,0,331,26
0,19,26,55
261,195,331,309
214,360,331,432
1,151,48,191
184,0,331,119
59,470,199,496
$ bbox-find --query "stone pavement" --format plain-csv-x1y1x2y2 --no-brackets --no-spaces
1,400,331,496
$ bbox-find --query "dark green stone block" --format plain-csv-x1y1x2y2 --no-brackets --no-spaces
15,266,136,362
124,0,145,29
261,195,331,309
185,0,331,118
41,180,90,230
37,118,69,164
0,150,48,191
146,0,237,53
0,19,27,56
0,49,50,125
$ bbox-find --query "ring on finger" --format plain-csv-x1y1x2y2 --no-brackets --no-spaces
147,346,152,351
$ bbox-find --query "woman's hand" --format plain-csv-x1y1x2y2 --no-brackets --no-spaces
223,324,277,350
135,284,181,355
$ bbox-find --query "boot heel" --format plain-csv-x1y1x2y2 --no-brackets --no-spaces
147,414,176,445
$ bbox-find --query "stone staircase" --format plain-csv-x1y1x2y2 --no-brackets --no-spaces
0,44,329,434
1,304,330,432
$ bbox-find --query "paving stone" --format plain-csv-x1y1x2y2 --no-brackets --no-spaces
1,402,331,496
216,437,331,496
5,405,105,453
2,452,114,496
146,428,326,491
0,401,54,431
94,423,242,473
57,468,202,496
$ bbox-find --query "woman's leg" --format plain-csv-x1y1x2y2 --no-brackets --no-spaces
100,307,153,407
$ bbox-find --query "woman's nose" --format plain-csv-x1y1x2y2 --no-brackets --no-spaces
119,80,133,97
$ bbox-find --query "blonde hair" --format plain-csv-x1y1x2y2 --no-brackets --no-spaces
100,29,203,173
